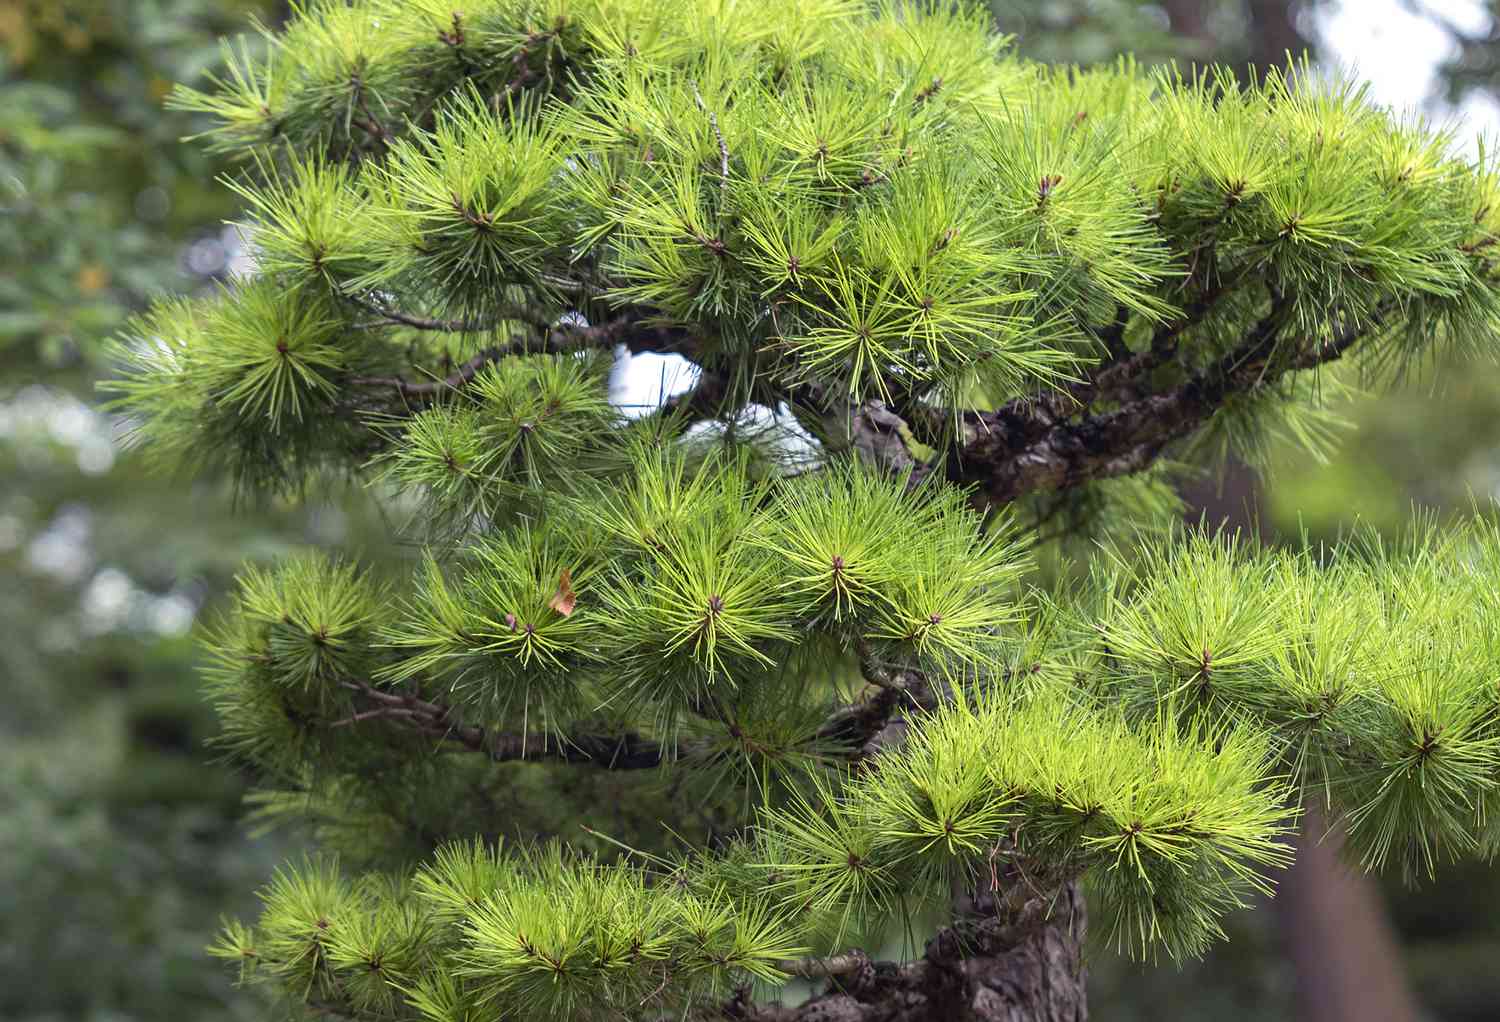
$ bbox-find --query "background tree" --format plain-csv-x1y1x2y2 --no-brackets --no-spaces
0,4,376,1020
994,0,1313,72
70,1,1500,1020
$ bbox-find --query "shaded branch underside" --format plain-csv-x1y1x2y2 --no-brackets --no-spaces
950,298,1384,505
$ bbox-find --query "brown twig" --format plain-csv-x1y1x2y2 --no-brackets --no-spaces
349,326,613,397
773,950,874,980
339,290,548,333
350,75,389,148
335,675,924,769
338,679,674,768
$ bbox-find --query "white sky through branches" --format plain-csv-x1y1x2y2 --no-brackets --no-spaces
1319,0,1498,149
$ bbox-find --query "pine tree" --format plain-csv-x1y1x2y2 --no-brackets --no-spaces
108,2,1500,1019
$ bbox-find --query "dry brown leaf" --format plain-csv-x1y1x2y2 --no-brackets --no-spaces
547,567,577,616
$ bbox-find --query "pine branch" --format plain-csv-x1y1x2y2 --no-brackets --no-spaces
338,675,925,768
338,679,674,768
772,949,875,981
786,272,1246,500
945,298,1390,505
815,662,937,763
1039,272,1242,418
1079,268,1252,407
350,74,390,150
787,383,937,490
852,635,899,690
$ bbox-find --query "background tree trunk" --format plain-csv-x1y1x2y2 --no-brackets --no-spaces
1161,0,1215,47
1162,0,1314,77
1181,463,1420,1022
1277,806,1423,1022
1246,0,1313,71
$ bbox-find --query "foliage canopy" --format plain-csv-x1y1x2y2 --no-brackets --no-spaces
108,1,1500,1018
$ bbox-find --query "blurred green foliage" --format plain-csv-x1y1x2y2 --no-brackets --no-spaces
0,4,320,1020
0,0,273,376
1268,355,1500,539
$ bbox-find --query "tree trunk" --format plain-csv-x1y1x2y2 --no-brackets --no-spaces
1161,0,1214,48
736,882,1087,1022
1161,0,1313,79
1246,0,1312,73
1276,806,1420,1022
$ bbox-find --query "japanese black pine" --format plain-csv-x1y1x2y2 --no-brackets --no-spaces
108,2,1500,1020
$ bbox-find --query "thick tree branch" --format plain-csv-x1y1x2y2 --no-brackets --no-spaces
816,657,939,763
998,266,1252,435
946,300,1389,506
829,290,1383,512
786,282,1244,503
773,950,878,982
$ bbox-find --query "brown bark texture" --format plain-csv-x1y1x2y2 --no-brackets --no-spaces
731,883,1088,1022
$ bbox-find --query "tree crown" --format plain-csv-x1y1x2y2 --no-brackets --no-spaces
108,1,1500,1019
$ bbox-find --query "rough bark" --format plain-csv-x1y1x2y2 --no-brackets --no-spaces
733,882,1087,1022
929,303,1383,506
